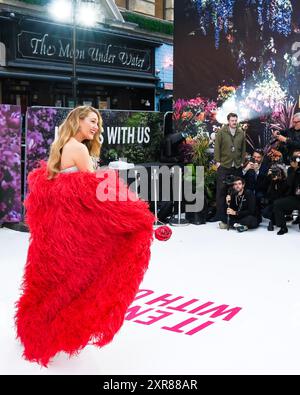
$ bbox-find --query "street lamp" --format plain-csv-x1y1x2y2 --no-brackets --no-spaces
49,0,98,107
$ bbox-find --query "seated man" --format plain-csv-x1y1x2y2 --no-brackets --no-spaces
219,177,259,232
262,165,289,231
274,150,300,235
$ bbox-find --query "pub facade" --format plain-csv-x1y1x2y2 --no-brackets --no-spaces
0,0,171,113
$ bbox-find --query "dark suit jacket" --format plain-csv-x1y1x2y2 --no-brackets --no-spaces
243,160,270,196
281,128,300,157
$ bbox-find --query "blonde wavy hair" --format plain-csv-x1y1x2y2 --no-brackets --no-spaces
47,106,103,179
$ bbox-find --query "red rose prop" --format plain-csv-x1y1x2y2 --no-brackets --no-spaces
155,226,172,241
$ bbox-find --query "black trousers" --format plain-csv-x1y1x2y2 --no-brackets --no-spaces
255,192,265,223
274,196,300,227
238,215,259,229
216,166,242,219
263,203,293,223
262,204,275,222
221,214,259,229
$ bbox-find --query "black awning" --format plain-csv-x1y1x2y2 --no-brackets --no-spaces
79,76,155,88
0,69,156,88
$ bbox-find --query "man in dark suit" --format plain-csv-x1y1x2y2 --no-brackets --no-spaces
242,149,270,221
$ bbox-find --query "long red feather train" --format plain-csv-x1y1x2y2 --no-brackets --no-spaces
15,162,154,366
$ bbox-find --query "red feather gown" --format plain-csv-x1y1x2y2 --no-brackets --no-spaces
15,162,154,366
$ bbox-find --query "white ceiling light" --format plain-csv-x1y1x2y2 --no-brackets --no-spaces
77,1,98,27
49,0,99,26
49,0,72,22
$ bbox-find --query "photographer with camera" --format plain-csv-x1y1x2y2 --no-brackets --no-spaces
210,113,246,222
261,165,289,231
219,177,259,232
273,150,300,235
272,113,300,161
243,149,270,220
243,149,269,194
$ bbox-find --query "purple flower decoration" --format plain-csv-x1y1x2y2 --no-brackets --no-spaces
0,105,22,223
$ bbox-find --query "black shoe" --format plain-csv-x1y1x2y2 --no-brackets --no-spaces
277,226,288,235
292,216,300,225
267,221,274,231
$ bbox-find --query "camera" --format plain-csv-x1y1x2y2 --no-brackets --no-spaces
291,156,300,166
246,154,255,164
270,165,282,179
223,174,236,186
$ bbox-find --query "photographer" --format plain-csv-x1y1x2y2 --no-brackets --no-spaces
243,149,270,220
211,113,246,222
261,165,289,231
272,113,300,161
219,177,259,232
243,149,269,193
273,150,300,235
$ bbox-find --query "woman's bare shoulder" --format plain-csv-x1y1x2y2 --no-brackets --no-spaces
61,139,90,170
64,138,87,151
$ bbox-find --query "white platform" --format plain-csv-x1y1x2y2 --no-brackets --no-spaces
1,221,300,375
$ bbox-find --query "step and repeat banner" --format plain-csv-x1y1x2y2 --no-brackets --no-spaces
0,105,22,224
0,106,164,223
174,0,300,148
25,107,164,194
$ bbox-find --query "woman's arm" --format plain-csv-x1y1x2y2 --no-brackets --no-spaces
73,144,94,172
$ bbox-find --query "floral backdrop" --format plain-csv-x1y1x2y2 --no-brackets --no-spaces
174,0,300,149
0,105,22,223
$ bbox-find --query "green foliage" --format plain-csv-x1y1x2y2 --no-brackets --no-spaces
122,11,174,35
100,112,164,165
19,0,48,5
184,134,217,206
204,167,217,202
192,135,210,167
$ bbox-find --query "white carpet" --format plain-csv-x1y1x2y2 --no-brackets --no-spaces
0,221,300,375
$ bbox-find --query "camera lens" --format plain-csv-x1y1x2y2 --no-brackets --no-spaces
292,156,300,164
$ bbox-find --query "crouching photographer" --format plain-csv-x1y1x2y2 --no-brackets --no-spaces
273,150,300,235
261,165,289,231
219,177,259,232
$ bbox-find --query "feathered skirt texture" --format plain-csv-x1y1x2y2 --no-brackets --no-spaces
15,163,154,366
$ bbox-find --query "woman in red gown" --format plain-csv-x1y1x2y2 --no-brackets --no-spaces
15,106,154,366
